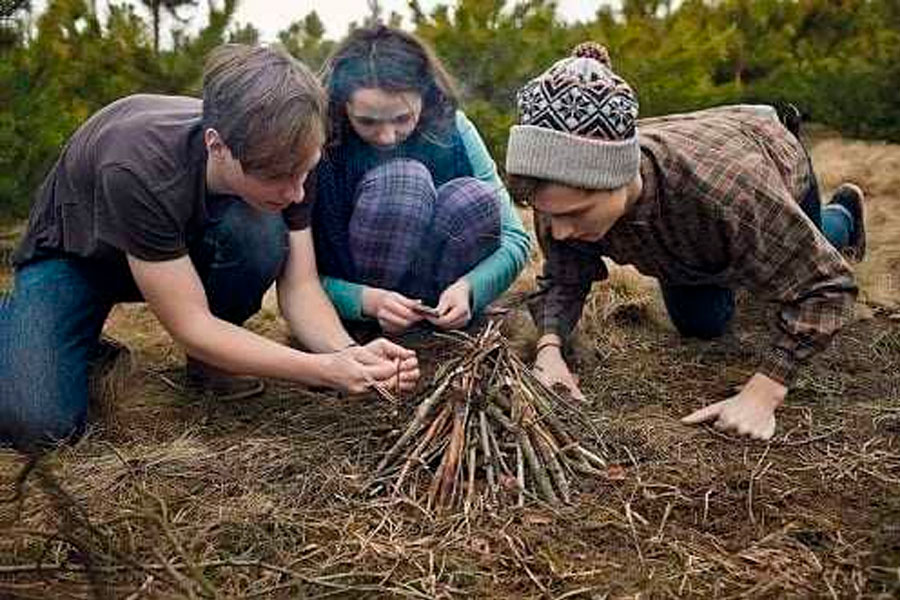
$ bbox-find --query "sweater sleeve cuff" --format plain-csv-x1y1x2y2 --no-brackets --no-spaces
321,276,365,321
758,346,799,387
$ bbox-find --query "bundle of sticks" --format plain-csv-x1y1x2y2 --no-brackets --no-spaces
367,322,608,512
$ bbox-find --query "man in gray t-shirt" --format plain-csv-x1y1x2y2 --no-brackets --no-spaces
1,44,420,451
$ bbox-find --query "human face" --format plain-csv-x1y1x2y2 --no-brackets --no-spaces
532,178,641,243
346,87,422,149
206,130,321,213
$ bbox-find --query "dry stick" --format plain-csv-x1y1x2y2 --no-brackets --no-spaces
530,425,571,504
391,403,452,495
478,411,497,498
450,394,475,508
420,424,452,467
425,455,445,513
442,400,467,509
560,452,605,477
374,376,455,476
503,534,548,594
516,443,525,508
519,429,559,505
574,445,608,470
559,443,606,476
522,363,606,445
146,492,219,599
485,402,516,433
426,399,463,510
487,421,512,475
465,427,478,513
151,547,200,600
747,443,773,525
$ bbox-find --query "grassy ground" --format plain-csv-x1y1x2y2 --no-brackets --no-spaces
1,135,899,599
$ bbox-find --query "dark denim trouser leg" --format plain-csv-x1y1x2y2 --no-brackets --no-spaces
0,199,287,450
820,205,853,250
796,144,853,250
190,196,289,325
0,259,114,450
661,284,735,340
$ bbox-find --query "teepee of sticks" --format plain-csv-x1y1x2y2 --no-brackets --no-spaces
367,322,609,512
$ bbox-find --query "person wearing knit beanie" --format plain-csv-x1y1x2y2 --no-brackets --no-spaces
507,41,640,192
507,42,867,442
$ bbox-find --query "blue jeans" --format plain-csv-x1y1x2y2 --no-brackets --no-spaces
0,197,287,450
662,200,854,339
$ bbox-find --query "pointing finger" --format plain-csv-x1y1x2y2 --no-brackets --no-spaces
681,400,727,425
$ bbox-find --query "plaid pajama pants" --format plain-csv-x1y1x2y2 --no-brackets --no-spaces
349,159,501,305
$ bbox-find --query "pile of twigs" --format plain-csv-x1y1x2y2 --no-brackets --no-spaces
368,322,608,512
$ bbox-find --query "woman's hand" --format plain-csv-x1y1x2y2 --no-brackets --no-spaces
427,278,472,330
361,286,425,334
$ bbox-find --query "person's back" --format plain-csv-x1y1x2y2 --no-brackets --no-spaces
505,41,866,441
595,105,826,286
15,94,206,272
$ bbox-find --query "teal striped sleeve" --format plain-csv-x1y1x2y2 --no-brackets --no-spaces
321,275,366,321
455,111,533,313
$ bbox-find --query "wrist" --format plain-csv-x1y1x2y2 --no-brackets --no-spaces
535,334,563,355
456,277,472,296
361,286,382,317
748,372,788,406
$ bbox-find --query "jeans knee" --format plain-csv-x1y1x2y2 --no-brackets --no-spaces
675,318,731,340
206,202,288,286
663,286,735,340
0,402,87,450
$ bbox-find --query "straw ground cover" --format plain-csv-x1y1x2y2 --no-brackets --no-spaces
1,135,899,598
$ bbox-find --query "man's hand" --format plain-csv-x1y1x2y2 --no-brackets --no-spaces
532,338,586,401
324,339,419,394
362,287,425,334
681,372,787,440
427,278,472,330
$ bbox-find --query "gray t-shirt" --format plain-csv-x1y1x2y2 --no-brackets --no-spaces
14,93,312,269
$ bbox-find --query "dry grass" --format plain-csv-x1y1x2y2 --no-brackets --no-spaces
1,136,899,599
812,135,900,309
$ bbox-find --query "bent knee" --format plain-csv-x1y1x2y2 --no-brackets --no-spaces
0,407,86,450
675,320,730,340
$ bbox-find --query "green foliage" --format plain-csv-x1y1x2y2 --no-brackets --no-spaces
409,0,900,172
277,11,335,72
0,0,236,216
1,0,899,218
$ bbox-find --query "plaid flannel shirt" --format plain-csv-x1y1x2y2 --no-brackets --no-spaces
530,106,857,386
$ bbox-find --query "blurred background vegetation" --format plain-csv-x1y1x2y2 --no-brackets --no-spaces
1,0,899,219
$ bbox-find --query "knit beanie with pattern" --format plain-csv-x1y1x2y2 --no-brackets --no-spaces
506,42,640,190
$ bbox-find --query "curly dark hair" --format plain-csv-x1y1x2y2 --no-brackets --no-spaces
320,24,459,150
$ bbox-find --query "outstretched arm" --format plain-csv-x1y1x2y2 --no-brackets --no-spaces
129,252,418,393
680,160,856,440
277,228,357,352
529,212,607,400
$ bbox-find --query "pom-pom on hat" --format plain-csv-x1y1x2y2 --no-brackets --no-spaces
506,42,640,190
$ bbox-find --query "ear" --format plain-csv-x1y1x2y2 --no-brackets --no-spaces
204,128,228,160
